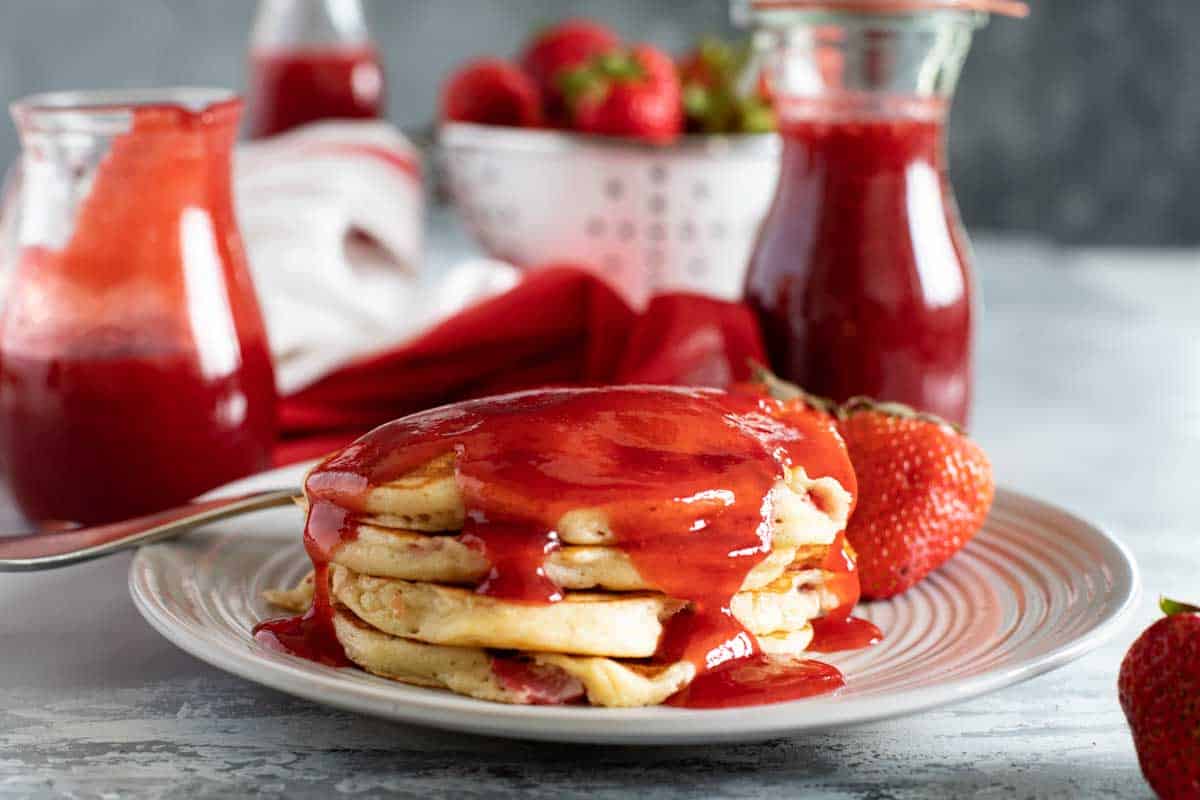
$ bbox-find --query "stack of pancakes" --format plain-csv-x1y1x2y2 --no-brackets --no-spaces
267,447,855,707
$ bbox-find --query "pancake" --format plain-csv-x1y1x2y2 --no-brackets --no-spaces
349,452,465,532
268,539,838,615
305,459,852,552
330,524,801,592
330,564,685,657
332,608,522,703
262,570,315,612
268,576,818,706
529,654,695,707
332,607,696,707
301,455,851,599
729,569,832,635
756,625,815,657
290,563,832,654
266,560,843,627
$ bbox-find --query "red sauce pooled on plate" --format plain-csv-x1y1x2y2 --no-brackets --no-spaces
667,656,846,709
255,386,881,706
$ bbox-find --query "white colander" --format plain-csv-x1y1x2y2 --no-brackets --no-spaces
439,123,781,307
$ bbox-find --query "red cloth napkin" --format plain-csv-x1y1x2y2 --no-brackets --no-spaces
274,266,765,465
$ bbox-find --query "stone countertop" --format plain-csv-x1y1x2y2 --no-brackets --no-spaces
2,229,1196,799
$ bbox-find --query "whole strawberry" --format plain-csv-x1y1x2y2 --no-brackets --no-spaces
562,45,683,143
1119,597,1200,799
441,58,543,127
835,398,993,599
521,18,620,121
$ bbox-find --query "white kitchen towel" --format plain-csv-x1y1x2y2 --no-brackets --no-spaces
234,121,517,394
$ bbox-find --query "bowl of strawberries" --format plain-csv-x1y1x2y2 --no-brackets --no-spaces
438,19,780,307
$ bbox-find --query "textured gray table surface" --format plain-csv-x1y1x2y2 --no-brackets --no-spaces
2,229,1195,799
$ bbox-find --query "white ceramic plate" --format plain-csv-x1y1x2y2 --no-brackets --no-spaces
129,461,1139,745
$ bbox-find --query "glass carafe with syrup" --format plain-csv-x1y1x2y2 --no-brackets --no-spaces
0,89,277,524
743,0,1026,426
246,0,385,138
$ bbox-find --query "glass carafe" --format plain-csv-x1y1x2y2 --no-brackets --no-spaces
743,1,1025,426
0,89,277,524
246,0,385,138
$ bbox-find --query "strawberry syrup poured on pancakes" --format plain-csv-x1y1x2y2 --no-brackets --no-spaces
255,386,879,706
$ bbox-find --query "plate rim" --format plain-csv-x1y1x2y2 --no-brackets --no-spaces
129,465,1141,745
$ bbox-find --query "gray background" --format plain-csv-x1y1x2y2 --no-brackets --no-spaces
2,0,1196,245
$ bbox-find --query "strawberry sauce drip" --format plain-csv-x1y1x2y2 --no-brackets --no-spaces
259,386,877,706
808,616,883,653
253,501,357,667
461,522,563,602
667,656,845,708
820,531,862,621
252,562,353,668
805,530,882,653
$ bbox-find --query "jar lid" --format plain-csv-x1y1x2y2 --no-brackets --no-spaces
750,0,1028,17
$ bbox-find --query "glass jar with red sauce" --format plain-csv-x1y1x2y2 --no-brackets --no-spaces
743,0,1026,426
0,89,277,525
246,0,385,138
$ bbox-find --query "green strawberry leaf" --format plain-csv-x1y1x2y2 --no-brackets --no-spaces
746,361,837,414
704,90,738,132
683,85,713,125
595,52,642,80
1161,596,1200,616
558,64,604,109
738,97,776,133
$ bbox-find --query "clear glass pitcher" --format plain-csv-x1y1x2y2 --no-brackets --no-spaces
246,0,385,138
0,89,277,524
742,0,1025,426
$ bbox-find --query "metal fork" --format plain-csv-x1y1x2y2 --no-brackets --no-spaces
0,490,299,571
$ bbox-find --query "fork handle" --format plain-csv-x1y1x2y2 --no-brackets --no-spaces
0,489,299,572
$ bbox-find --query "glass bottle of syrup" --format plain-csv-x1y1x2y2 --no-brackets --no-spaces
246,0,385,138
0,89,277,524
743,0,1026,426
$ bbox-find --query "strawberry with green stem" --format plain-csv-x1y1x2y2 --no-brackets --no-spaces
521,19,621,123
1119,597,1200,799
560,44,683,143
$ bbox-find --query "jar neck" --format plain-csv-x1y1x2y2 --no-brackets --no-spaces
8,89,241,252
251,0,372,49
12,89,241,164
756,11,980,122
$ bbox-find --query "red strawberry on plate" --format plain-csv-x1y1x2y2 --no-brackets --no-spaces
835,398,994,599
562,44,683,143
521,18,620,120
441,58,543,127
1119,597,1200,799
